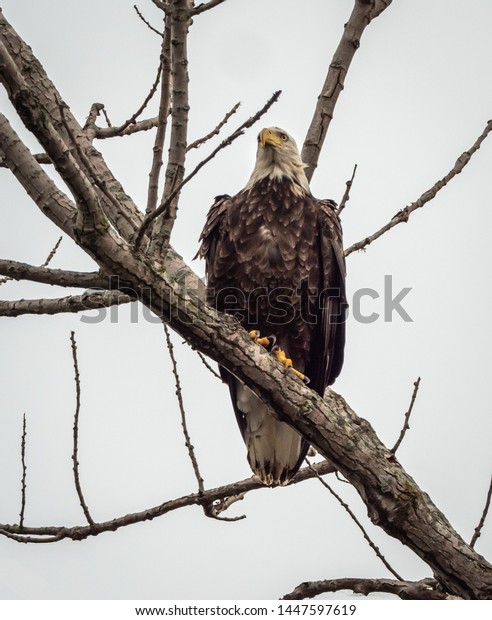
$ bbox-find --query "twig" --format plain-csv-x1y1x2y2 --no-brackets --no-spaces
391,377,421,454
0,529,66,544
19,414,27,529
165,321,236,522
345,119,492,256
470,474,492,548
41,236,63,267
0,462,335,543
337,163,357,215
94,60,163,139
134,4,163,36
135,91,281,248
164,324,205,494
186,102,240,151
201,503,246,522
101,107,113,128
282,577,449,601
70,332,95,527
0,236,62,287
306,458,403,580
335,471,349,484
146,17,172,215
196,350,222,380
192,0,229,15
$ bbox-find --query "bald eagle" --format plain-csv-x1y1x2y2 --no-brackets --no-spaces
198,127,346,485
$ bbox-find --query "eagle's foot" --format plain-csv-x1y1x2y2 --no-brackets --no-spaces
249,330,275,349
274,348,309,383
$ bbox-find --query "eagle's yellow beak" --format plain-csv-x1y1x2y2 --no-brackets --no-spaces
259,128,282,148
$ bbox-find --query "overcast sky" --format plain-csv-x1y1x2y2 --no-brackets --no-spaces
1,0,491,601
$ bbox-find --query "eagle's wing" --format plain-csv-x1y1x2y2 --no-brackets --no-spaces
307,199,347,395
197,194,248,436
195,194,231,269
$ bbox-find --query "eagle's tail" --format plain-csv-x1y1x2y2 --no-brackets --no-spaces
236,383,307,486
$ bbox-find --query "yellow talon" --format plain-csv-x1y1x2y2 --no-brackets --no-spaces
249,330,272,348
274,348,307,381
275,348,291,368
291,367,306,381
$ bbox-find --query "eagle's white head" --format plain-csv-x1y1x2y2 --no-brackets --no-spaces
244,127,310,196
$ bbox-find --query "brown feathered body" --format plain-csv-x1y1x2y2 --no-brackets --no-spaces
198,128,346,485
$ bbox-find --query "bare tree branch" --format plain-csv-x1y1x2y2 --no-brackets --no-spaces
94,59,163,139
0,461,335,543
164,324,205,494
337,163,357,215
54,99,110,240
164,325,243,521
57,98,140,244
134,4,163,36
195,350,222,380
391,377,421,454
101,106,113,128
192,0,229,15
213,492,246,516
306,459,403,580
135,90,281,248
187,102,240,151
345,119,492,256
0,529,66,544
70,332,95,527
4,56,112,250
149,0,192,255
19,414,27,529
0,236,62,287
0,291,131,318
0,150,51,167
94,116,159,139
0,259,106,289
0,114,76,240
146,17,172,214
41,236,63,267
301,0,393,180
282,577,450,601
471,475,492,548
0,12,144,241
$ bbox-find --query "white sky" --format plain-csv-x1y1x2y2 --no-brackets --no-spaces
0,0,491,601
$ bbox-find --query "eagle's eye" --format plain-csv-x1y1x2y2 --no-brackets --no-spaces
281,133,288,141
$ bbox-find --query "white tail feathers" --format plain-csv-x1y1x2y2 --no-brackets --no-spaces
236,383,303,486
